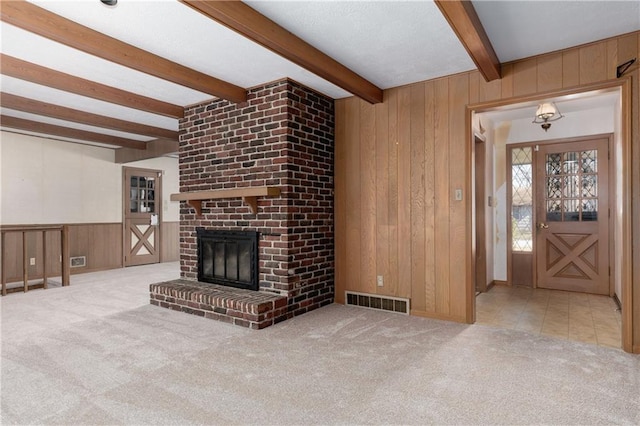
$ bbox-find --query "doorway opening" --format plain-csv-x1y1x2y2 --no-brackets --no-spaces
468,81,632,351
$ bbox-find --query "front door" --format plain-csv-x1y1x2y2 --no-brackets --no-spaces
535,137,610,294
124,167,161,267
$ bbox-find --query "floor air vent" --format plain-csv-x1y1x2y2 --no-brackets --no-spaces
70,256,86,268
345,291,410,315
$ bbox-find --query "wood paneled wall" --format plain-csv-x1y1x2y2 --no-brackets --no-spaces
161,221,180,262
335,31,640,344
2,223,122,281
1,221,180,282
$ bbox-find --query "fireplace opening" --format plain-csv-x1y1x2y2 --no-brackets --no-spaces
197,228,259,291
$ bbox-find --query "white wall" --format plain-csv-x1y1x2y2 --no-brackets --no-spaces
0,131,179,225
489,106,615,285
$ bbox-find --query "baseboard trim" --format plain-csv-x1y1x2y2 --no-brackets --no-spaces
612,293,622,311
492,280,508,287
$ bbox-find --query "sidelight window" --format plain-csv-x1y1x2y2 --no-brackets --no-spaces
510,147,533,252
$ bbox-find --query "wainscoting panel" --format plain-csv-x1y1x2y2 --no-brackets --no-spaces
2,222,181,283
1,223,122,283
161,221,179,262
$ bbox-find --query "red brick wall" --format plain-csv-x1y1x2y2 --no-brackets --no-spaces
178,79,334,319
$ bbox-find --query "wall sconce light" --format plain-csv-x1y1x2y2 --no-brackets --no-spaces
532,102,563,132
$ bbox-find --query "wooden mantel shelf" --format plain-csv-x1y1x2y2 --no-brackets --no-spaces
170,187,281,216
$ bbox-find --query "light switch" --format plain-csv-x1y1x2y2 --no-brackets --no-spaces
455,189,463,201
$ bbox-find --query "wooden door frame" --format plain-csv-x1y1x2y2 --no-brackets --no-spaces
122,166,163,266
474,134,488,293
466,79,633,353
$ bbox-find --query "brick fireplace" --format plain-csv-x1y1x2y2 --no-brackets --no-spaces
150,79,335,329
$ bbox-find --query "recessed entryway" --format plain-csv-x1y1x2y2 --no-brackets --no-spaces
468,81,633,352
476,286,621,348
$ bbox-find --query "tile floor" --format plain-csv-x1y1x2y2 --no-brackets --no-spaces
476,285,622,348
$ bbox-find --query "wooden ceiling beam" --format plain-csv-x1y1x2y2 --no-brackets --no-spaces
115,139,179,164
1,54,184,118
1,93,178,140
181,0,383,104
0,115,147,150
1,0,247,103
434,0,501,82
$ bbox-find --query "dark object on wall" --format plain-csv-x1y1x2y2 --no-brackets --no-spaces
617,58,636,78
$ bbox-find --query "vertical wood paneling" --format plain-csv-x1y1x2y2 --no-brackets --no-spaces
500,63,514,99
387,89,399,295
448,73,469,318
537,53,563,92
434,78,450,315
375,97,390,296
606,39,618,80
423,81,436,312
617,33,639,66
334,100,347,303
513,57,538,96
335,31,640,335
468,71,480,105
634,33,640,351
161,222,180,262
360,102,377,294
631,60,640,348
397,86,412,299
1,223,123,283
579,43,607,84
410,83,426,311
478,71,502,102
562,49,580,87
344,97,361,300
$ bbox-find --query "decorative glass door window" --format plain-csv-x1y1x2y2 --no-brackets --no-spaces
545,150,597,222
130,175,156,213
511,147,533,252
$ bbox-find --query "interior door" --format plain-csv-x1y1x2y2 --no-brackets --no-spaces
535,138,609,294
124,167,161,267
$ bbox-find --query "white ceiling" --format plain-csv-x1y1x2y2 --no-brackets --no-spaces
474,0,640,63
0,0,638,150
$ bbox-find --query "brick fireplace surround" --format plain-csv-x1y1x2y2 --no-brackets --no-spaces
150,79,335,329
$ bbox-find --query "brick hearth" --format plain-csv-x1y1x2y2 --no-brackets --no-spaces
150,280,287,330
151,79,335,329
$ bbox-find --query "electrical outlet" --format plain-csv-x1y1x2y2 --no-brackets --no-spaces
455,189,463,201
377,275,384,287
30,257,36,266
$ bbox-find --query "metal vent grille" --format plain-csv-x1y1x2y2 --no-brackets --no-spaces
70,256,86,268
345,291,410,315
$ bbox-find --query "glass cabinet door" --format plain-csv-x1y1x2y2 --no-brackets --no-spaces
129,175,156,214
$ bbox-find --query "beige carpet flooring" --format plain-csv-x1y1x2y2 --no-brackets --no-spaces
1,262,639,425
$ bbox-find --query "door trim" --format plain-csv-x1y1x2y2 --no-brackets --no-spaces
466,78,633,353
474,135,488,293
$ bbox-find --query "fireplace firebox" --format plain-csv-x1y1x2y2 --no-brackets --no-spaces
197,228,259,291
